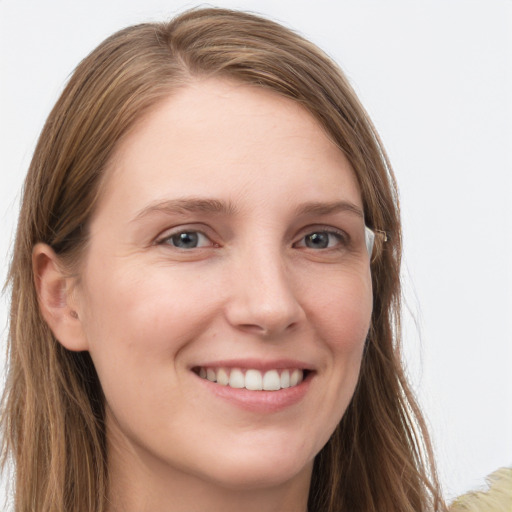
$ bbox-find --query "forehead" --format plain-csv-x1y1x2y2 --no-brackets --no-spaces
95,78,362,221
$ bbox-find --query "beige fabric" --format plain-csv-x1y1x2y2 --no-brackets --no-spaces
449,467,512,512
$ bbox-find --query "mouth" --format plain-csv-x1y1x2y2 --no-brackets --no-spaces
192,366,310,391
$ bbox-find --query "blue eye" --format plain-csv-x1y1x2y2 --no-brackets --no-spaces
161,231,210,249
297,230,346,249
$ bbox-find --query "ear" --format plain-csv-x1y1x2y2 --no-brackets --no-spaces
33,243,89,351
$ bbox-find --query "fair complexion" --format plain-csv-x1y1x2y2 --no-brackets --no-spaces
35,79,373,512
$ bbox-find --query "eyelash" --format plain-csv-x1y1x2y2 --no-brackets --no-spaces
157,231,215,249
156,227,350,251
293,229,349,250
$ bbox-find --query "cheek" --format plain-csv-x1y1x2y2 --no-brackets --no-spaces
306,268,371,412
77,260,217,383
76,263,217,430
331,287,372,351
305,267,373,353
299,270,372,453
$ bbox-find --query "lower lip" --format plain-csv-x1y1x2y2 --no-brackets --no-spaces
195,372,313,413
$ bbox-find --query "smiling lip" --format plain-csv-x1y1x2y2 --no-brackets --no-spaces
191,359,314,413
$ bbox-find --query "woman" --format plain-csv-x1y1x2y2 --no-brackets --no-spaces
1,7,445,512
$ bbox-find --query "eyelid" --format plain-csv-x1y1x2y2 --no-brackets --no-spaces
155,226,217,248
293,225,350,248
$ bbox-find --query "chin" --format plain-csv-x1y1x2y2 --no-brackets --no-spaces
205,455,314,491
194,440,314,490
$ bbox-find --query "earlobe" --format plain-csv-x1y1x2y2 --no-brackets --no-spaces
33,243,89,352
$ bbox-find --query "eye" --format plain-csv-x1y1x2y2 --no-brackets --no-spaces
158,231,212,249
295,230,347,250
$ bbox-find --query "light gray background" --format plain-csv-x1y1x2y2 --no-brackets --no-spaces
1,0,511,506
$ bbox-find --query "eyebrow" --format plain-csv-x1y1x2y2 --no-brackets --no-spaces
294,200,364,219
131,197,239,222
131,197,364,222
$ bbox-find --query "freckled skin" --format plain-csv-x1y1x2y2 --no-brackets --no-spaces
74,79,373,512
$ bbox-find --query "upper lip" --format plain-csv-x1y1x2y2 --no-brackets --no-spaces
190,358,314,372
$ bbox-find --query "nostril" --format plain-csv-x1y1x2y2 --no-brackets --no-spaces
237,320,298,337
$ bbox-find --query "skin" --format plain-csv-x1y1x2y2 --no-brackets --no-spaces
35,79,373,512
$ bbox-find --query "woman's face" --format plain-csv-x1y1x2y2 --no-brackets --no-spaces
74,79,373,491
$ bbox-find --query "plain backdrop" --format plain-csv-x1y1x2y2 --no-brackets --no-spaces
1,0,511,506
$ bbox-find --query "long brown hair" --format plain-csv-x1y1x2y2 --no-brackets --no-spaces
2,8,446,512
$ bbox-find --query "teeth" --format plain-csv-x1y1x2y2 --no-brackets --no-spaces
262,370,280,391
290,369,303,387
197,367,305,391
280,370,290,388
245,369,263,390
217,368,229,386
229,368,245,388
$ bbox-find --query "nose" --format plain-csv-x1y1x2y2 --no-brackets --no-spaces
224,247,305,337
